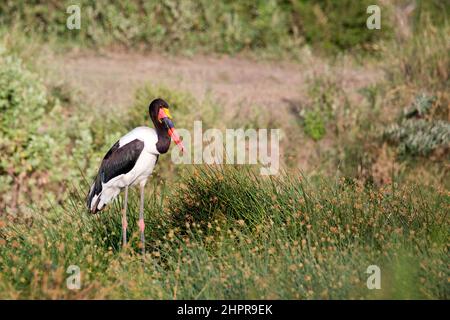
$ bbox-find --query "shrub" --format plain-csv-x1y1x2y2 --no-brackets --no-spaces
0,46,122,214
0,52,51,211
300,77,342,141
383,94,450,157
303,109,326,141
384,119,449,157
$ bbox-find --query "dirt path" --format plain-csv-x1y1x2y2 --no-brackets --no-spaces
56,51,382,115
55,50,383,171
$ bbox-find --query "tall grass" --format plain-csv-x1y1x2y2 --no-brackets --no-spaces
0,0,394,56
1,166,448,299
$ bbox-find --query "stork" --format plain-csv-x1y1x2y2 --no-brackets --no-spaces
86,98,184,254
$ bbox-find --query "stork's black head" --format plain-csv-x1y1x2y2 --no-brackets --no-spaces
148,98,185,153
149,98,170,122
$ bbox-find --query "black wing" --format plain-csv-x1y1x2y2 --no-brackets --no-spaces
100,139,145,183
87,139,144,212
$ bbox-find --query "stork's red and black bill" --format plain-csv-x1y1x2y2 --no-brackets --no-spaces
158,107,185,153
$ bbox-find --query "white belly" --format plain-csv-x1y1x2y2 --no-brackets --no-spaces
126,151,158,186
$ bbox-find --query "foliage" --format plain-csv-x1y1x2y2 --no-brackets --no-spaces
0,166,448,299
300,76,341,141
0,51,56,212
383,94,449,157
303,109,326,141
0,0,394,56
290,0,389,54
384,119,449,157
0,44,121,214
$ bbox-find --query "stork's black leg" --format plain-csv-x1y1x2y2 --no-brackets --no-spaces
138,183,146,256
122,186,128,247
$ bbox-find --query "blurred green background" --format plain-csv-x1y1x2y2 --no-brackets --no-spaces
0,0,447,54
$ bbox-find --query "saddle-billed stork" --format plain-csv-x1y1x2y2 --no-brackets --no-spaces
86,98,184,254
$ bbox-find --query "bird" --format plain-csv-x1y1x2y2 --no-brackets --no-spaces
86,98,185,254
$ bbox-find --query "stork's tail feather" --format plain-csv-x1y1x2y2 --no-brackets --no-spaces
87,175,103,214
87,175,122,214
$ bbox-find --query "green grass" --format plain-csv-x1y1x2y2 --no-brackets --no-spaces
2,0,448,57
0,0,397,57
0,166,448,299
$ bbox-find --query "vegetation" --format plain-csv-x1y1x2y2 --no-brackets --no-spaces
0,0,404,56
0,46,123,216
1,166,448,299
299,77,339,141
0,1,448,299
383,94,449,157
303,110,326,141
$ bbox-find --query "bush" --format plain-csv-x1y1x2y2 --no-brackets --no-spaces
290,0,390,53
0,0,393,55
383,94,450,157
303,109,326,141
0,46,122,214
0,52,51,211
384,119,449,157
299,76,342,141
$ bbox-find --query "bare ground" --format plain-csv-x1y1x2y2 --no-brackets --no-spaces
56,50,382,115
